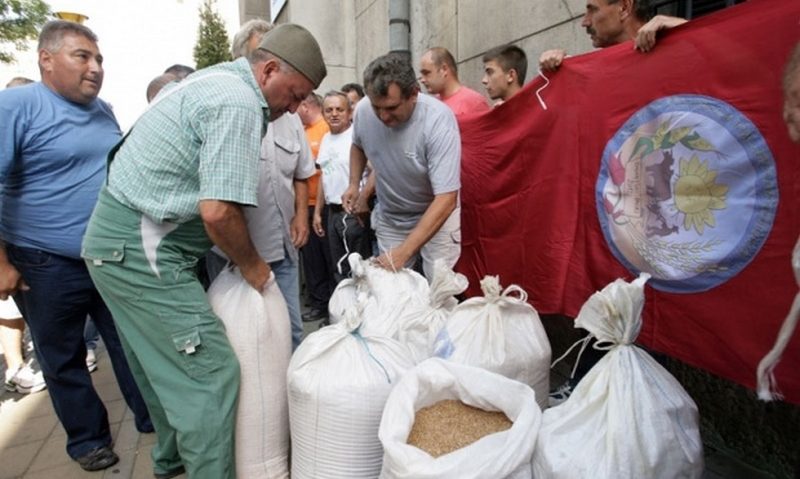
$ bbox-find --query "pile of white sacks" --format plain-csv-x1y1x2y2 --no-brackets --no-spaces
208,254,704,479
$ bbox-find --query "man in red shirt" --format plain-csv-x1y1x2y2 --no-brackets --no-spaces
419,47,490,118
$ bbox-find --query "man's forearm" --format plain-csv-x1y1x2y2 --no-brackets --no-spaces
348,144,367,188
199,199,269,289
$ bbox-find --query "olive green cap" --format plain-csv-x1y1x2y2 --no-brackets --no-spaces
258,23,326,88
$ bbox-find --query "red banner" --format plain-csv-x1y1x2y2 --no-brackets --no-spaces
457,0,800,403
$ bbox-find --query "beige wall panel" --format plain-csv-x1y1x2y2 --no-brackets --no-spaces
520,16,596,76
410,0,457,68
285,0,355,67
318,65,360,94
239,0,269,23
457,0,580,59
273,0,357,87
355,0,390,83
355,0,374,16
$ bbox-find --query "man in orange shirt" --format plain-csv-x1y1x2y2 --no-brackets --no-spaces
298,93,333,322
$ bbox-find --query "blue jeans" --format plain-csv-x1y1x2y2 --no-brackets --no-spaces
7,245,152,459
270,255,302,350
84,317,100,350
207,250,302,349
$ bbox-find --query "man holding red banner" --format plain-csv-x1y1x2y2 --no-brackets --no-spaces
456,0,800,406
537,0,686,406
539,0,685,71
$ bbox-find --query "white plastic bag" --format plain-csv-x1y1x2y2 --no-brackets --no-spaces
531,273,704,479
288,306,415,479
379,358,541,479
435,276,551,410
208,268,291,479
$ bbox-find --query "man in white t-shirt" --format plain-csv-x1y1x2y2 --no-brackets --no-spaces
342,53,461,279
313,91,372,282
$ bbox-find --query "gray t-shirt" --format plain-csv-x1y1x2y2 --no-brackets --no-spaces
352,93,461,229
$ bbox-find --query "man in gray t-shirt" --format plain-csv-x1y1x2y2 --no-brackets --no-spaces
343,53,461,278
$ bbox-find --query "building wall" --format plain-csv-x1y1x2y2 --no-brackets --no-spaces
238,0,269,23
273,0,358,94
266,0,593,98
408,0,593,98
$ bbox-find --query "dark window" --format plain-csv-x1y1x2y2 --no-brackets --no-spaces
651,0,746,20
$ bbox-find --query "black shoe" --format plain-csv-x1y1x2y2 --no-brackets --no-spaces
154,465,186,479
76,446,119,471
302,309,327,322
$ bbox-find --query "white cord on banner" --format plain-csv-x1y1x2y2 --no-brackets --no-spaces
535,70,551,111
756,291,800,401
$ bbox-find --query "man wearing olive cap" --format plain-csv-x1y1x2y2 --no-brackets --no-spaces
82,23,326,479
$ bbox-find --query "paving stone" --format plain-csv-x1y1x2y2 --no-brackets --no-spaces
0,441,40,479
27,433,71,472
105,399,127,426
0,412,57,446
23,461,105,479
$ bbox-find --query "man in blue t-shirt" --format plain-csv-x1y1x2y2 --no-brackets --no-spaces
0,20,151,472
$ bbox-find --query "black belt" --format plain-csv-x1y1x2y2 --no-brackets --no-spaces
328,203,344,213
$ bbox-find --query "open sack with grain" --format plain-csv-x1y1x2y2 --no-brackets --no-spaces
379,358,541,479
208,267,292,478
532,273,704,479
287,303,414,479
434,275,552,410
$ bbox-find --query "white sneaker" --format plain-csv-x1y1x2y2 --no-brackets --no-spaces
86,349,98,373
4,365,47,394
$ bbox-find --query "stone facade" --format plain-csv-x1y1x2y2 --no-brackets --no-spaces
252,0,595,98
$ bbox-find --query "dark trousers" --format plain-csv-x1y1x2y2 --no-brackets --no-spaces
327,205,372,284
301,205,333,311
8,244,152,459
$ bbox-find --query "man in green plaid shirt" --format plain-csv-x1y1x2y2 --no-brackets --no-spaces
82,24,326,479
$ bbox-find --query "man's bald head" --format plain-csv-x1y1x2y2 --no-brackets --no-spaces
146,73,177,103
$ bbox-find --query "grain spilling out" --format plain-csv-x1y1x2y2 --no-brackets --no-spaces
406,399,512,457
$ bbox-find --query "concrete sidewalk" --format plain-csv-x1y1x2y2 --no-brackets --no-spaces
0,321,777,479
0,344,174,479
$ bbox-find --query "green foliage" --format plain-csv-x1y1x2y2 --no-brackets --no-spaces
0,0,51,64
193,0,231,70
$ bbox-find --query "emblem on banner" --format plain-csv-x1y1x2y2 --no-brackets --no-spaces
596,95,778,293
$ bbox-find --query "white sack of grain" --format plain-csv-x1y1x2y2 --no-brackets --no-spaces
327,253,430,340
395,260,468,363
288,305,415,479
379,358,540,479
531,273,703,479
434,276,551,410
208,268,291,478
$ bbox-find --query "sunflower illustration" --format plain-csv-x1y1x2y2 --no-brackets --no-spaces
673,155,728,235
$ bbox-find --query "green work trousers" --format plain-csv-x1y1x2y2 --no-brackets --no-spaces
83,187,240,479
